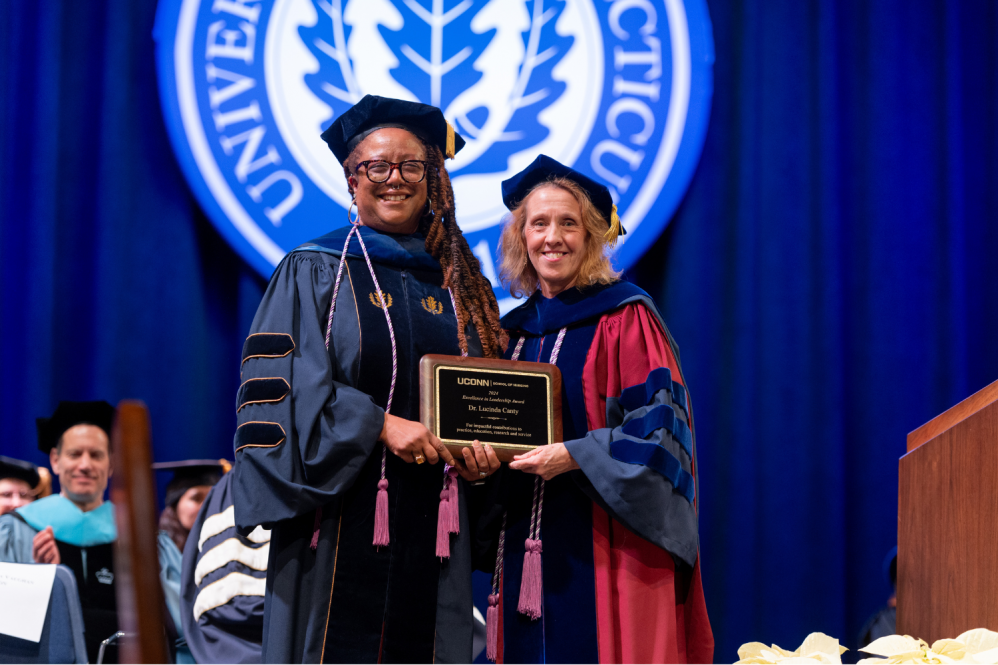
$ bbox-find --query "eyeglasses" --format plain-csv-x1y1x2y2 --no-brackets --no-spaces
355,160,428,183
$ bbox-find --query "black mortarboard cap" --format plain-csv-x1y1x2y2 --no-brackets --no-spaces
152,459,228,507
0,456,40,487
320,95,466,164
501,154,626,244
36,400,116,454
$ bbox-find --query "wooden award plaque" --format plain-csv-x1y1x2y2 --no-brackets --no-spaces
419,354,563,463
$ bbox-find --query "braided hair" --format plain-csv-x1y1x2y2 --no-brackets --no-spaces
344,139,508,358
421,144,508,358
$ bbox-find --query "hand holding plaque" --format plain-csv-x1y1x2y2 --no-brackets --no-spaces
419,355,563,463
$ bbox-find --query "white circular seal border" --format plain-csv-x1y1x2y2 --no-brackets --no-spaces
155,0,714,282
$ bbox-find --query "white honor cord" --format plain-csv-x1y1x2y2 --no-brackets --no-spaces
324,220,399,490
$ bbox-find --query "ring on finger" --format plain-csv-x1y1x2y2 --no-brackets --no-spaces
415,453,426,464
479,471,487,478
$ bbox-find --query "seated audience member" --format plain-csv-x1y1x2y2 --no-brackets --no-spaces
0,455,51,515
0,400,119,663
858,547,898,648
154,459,227,663
181,470,268,664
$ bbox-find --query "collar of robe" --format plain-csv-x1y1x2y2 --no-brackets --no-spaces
297,224,442,272
16,494,117,547
501,280,656,336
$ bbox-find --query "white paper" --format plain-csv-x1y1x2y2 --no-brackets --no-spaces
0,562,58,642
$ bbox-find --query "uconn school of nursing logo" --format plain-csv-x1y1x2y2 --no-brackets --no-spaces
155,0,713,309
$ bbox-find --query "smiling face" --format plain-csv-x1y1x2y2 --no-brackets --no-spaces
347,128,428,235
523,185,589,298
50,424,111,512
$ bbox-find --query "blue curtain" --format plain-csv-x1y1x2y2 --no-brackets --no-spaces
629,0,998,659
0,0,265,490
2,0,998,662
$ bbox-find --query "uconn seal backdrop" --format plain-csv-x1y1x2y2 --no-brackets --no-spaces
154,0,713,309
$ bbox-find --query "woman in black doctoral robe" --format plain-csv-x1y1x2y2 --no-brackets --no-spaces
230,95,506,664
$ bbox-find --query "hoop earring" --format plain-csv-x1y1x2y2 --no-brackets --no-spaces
347,198,359,225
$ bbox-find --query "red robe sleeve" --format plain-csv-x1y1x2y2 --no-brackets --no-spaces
582,302,713,664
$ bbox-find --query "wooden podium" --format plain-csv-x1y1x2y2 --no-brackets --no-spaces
897,380,998,642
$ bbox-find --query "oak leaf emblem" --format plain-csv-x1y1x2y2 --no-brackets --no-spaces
421,296,444,315
369,291,393,310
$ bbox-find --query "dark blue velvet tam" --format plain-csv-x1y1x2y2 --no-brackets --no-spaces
320,95,466,164
500,154,626,236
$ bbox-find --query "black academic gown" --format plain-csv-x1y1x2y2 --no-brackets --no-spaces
181,472,266,664
58,539,119,663
231,226,479,664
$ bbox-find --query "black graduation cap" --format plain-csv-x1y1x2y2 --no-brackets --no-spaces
152,459,228,507
501,154,626,245
36,400,116,454
320,95,466,164
0,455,40,487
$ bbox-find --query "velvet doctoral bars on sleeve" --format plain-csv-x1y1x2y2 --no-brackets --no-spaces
564,302,699,567
231,251,386,530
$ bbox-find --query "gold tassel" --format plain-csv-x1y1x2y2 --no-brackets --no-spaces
445,121,456,159
219,459,232,474
603,204,622,247
34,467,52,498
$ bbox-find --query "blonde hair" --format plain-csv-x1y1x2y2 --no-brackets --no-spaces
498,178,620,298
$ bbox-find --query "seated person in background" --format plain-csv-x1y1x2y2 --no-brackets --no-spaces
0,400,119,664
153,459,227,663
858,547,898,648
0,455,51,515
181,470,269,664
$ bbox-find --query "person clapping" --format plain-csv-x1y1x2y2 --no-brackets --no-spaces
0,400,120,663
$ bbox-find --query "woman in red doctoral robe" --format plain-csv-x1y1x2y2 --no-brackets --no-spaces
479,155,713,663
